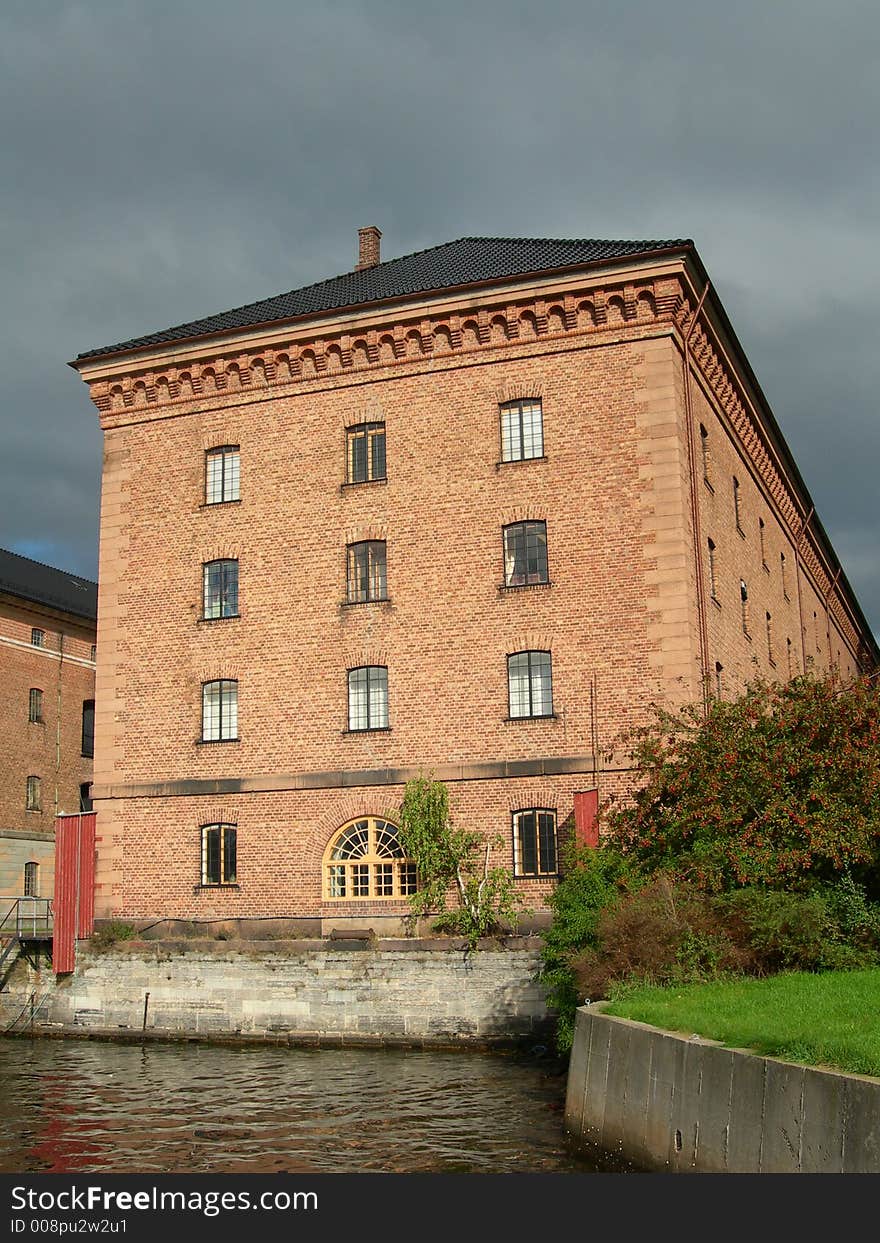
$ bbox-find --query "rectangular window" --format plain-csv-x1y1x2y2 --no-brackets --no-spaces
766,612,774,663
500,399,543,462
699,424,710,483
347,666,389,731
205,445,240,504
512,809,558,876
503,522,549,587
786,637,794,679
28,688,43,724
707,538,718,600
90,644,97,662
203,559,239,619
201,823,237,886
715,662,724,698
26,776,41,812
740,580,750,635
346,423,386,483
81,699,95,758
31,628,45,648
24,862,39,898
759,518,768,569
202,679,239,742
508,651,553,718
733,477,743,531
79,783,93,813
346,541,387,602
781,551,789,599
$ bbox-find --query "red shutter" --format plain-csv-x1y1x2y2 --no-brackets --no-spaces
52,812,97,974
573,790,599,848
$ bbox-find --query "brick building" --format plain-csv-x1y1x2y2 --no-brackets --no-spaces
72,229,877,932
0,550,97,916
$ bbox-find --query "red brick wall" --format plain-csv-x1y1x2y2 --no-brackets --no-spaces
81,262,874,920
0,596,95,835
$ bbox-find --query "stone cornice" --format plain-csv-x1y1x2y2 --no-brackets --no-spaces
82,267,680,426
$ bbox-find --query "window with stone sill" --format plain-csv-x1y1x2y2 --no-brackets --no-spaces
202,679,238,742
699,423,711,485
707,538,718,601
28,688,43,724
23,861,39,898
503,521,548,587
346,422,386,484
500,399,543,463
512,808,558,877
740,580,750,636
26,775,41,812
507,650,553,719
82,699,95,758
346,541,387,603
205,445,240,504
201,823,237,886
203,559,239,620
347,666,388,731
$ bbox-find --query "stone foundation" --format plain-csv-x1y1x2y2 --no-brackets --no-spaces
1,937,550,1047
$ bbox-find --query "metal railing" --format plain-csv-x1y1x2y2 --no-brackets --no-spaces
0,897,53,940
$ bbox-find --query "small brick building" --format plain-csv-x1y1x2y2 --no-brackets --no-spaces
72,230,878,932
0,549,96,916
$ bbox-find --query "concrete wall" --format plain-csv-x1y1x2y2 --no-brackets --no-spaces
0,938,549,1046
565,1004,880,1173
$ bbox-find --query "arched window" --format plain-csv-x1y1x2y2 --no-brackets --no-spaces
323,817,416,901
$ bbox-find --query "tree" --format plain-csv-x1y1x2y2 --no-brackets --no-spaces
398,776,523,946
605,675,880,895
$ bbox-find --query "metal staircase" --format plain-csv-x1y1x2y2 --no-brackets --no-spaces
0,898,53,973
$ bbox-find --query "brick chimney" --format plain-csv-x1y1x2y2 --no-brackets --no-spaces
356,226,382,271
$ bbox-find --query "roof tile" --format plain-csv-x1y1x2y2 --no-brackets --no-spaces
77,234,691,361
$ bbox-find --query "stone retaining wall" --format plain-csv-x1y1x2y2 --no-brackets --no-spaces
565,1004,880,1173
0,938,549,1047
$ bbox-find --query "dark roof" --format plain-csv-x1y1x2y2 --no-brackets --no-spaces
0,549,97,621
76,235,692,361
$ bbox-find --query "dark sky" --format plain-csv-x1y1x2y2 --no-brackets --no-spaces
2,1,877,635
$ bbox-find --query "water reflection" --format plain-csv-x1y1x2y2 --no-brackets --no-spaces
0,1039,604,1174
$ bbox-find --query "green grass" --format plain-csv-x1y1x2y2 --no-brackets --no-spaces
604,969,880,1078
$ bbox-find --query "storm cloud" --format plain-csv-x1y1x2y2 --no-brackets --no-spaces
2,0,877,631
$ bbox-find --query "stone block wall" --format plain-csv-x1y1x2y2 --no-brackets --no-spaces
0,939,549,1046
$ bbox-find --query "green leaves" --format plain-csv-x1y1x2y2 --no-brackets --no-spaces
606,676,880,894
398,776,524,947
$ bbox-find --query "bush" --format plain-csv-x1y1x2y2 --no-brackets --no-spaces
90,920,137,949
719,884,880,973
570,877,747,1002
398,776,524,948
539,845,637,1050
567,880,880,1006
605,676,880,894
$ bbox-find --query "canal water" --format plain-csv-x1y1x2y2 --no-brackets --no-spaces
0,1038,610,1174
